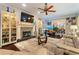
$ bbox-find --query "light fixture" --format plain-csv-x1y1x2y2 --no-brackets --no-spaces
37,11,40,14
22,3,26,7
70,25,78,36
28,17,30,19
70,25,78,30
4,14,7,17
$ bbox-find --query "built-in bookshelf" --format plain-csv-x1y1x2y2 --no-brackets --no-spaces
0,11,17,47
2,12,9,44
11,13,16,41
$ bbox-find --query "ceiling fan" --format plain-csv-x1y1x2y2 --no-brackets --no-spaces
38,3,56,15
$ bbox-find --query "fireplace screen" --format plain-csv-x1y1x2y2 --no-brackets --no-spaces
23,31,31,37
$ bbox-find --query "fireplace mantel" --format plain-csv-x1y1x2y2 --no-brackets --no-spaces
17,22,34,40
21,22,33,27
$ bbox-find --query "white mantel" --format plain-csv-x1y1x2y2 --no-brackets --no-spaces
21,22,33,27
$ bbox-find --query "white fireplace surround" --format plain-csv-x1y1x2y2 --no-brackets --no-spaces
21,27,33,38
17,22,34,39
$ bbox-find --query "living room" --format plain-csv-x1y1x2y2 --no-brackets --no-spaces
0,3,79,55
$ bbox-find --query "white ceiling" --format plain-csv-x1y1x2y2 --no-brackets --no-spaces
1,3,79,20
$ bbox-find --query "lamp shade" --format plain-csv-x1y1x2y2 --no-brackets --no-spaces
70,25,78,30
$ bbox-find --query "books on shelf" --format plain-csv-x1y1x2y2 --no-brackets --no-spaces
1,11,17,44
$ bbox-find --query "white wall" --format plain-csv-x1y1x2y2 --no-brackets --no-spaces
15,9,21,39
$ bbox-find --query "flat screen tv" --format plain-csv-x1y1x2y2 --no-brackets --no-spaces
21,12,34,23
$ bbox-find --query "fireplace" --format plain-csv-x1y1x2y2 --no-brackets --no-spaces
23,31,31,38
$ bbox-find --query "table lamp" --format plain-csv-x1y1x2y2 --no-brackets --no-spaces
70,25,78,36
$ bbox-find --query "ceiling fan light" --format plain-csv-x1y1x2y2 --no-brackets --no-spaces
22,3,26,7
37,11,40,14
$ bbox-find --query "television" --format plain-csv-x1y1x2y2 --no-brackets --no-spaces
21,12,34,23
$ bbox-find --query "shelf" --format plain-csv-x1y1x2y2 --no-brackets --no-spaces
2,36,9,37
11,36,16,37
2,30,9,32
11,28,16,30
2,28,9,30
11,27,16,28
2,32,9,35
2,37,9,38
2,41,16,46
2,40,9,43
11,37,16,41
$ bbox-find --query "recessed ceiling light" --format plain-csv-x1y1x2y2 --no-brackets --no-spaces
22,3,26,7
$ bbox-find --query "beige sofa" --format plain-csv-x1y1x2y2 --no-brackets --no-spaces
55,34,79,55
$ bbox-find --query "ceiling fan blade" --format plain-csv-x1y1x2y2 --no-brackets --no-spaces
38,8,44,10
40,12,44,13
45,3,47,5
47,5,53,10
48,10,56,12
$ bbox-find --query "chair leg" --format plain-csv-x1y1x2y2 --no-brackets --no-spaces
45,36,47,43
38,36,48,45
